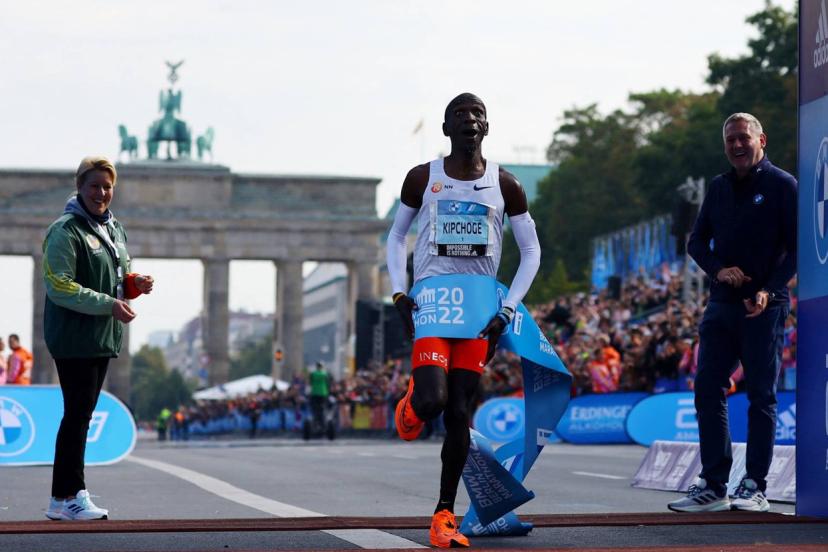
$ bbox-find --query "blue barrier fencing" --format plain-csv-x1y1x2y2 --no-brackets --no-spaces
625,391,797,447
188,407,307,437
474,391,798,447
166,390,798,448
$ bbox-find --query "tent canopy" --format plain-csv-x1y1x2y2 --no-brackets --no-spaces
193,374,289,401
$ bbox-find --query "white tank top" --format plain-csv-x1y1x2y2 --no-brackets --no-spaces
413,158,505,284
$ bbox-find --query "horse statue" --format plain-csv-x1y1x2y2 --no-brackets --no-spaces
196,127,215,161
118,125,139,160
147,88,192,160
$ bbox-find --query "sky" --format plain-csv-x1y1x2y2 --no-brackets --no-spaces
0,0,796,354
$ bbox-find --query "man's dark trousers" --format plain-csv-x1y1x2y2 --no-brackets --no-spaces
694,301,787,496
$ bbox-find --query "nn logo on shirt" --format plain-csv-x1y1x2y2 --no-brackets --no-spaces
815,0,828,68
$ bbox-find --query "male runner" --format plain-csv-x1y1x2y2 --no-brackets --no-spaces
386,93,541,548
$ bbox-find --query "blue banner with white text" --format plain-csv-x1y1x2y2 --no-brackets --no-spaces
728,391,796,446
626,392,699,446
556,393,647,444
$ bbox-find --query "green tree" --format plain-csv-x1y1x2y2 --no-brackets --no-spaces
707,3,798,173
130,345,193,421
630,89,725,214
229,337,272,380
506,1,797,304
533,105,644,283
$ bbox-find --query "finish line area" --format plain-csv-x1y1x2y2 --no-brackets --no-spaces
2,512,826,551
1,440,824,551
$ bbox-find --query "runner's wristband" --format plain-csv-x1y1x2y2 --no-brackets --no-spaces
393,292,407,304
496,305,515,324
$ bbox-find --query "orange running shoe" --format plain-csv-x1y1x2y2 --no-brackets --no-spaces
430,509,469,548
395,375,423,441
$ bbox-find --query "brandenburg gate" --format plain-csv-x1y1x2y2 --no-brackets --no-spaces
0,63,385,401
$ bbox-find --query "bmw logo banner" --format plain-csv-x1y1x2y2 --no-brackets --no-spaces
0,386,136,466
410,274,571,535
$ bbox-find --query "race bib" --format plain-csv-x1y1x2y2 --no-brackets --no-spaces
430,200,494,257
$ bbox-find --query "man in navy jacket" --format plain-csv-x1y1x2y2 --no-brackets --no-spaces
669,113,797,513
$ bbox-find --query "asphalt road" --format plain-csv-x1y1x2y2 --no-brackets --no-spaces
0,438,812,551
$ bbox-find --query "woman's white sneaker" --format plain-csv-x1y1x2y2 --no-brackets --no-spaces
59,490,109,520
45,497,67,520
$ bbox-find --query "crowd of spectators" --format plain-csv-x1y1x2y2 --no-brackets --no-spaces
156,263,798,438
533,266,797,396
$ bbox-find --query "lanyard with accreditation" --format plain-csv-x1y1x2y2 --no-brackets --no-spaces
410,274,572,537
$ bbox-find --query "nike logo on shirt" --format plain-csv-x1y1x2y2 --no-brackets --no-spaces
473,184,493,191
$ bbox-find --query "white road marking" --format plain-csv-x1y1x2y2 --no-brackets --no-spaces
326,529,425,549
572,470,626,480
128,455,322,517
128,455,426,549
358,452,377,457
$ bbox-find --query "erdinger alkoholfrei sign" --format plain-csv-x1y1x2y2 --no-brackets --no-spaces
798,0,828,518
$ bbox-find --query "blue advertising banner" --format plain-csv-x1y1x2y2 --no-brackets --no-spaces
0,385,136,466
796,295,828,516
798,0,828,518
626,392,698,446
727,391,796,446
556,392,647,444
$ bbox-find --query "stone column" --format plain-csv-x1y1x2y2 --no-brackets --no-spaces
107,322,131,403
30,252,54,384
203,258,230,385
346,261,378,333
345,261,379,372
355,261,378,301
274,260,303,382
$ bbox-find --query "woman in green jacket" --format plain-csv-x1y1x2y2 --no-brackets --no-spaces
42,156,154,521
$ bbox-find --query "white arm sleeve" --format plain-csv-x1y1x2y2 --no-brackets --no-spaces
386,203,418,295
503,212,541,310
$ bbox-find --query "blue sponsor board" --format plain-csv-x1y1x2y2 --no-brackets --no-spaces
0,385,136,466
798,95,828,301
796,295,828,516
626,392,698,446
556,393,647,444
727,391,796,446
798,0,828,518
473,398,525,443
